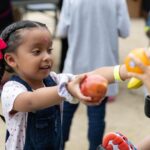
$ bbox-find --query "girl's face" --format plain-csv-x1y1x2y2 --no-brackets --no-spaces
8,27,53,85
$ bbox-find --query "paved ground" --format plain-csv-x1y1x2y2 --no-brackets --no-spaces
0,11,150,150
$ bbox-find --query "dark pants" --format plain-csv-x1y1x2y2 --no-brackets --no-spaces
142,0,150,13
59,38,68,72
58,0,69,73
0,0,14,31
62,97,107,150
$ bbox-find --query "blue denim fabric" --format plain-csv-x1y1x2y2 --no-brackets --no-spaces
8,75,62,150
62,97,107,150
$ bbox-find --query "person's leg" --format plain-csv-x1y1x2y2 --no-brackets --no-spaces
59,38,68,72
62,101,79,149
87,97,108,150
58,0,69,73
58,0,63,11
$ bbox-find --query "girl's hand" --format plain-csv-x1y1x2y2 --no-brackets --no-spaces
67,74,102,105
127,54,150,91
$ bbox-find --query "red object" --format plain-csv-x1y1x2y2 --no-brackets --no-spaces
0,38,7,59
102,132,135,150
80,75,108,102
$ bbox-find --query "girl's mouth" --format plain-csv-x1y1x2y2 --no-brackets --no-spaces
40,65,51,70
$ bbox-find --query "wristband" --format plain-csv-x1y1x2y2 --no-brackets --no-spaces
113,65,123,82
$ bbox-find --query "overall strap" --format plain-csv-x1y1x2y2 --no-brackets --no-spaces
43,75,57,87
10,75,32,91
10,75,57,90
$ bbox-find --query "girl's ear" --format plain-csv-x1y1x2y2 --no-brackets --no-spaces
4,53,17,68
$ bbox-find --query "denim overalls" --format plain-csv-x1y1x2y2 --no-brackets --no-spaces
7,75,62,150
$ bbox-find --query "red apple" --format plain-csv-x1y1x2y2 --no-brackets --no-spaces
80,75,108,102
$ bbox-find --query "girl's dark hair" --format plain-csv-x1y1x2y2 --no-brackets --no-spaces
0,20,48,82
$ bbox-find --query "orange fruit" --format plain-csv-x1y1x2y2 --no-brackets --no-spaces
125,48,150,74
80,75,108,102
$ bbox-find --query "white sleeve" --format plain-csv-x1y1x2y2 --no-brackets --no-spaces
56,0,71,38
50,71,74,84
1,81,27,114
117,0,130,38
50,72,78,104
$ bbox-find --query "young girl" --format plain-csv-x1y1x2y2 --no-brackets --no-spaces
0,20,128,150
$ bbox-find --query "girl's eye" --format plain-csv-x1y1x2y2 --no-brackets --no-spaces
47,48,53,54
32,49,41,55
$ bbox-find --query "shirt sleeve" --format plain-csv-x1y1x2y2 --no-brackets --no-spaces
56,0,71,38
1,81,27,114
117,0,130,38
50,72,79,104
50,71,74,84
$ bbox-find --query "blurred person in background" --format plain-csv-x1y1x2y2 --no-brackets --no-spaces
0,0,14,33
142,0,150,39
0,0,22,88
58,0,68,72
0,0,17,87
142,0,150,16
57,0,130,150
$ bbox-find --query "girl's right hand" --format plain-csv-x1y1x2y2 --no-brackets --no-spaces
67,74,102,106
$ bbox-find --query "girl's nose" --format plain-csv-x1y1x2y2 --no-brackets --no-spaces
43,52,51,61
